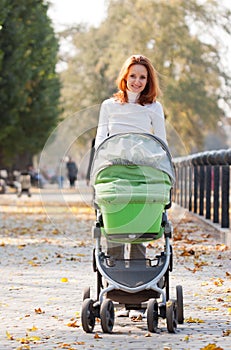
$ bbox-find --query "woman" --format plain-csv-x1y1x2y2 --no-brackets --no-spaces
95,54,167,261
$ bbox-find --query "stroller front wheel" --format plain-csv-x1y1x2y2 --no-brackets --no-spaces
81,298,95,333
100,299,114,333
147,298,158,332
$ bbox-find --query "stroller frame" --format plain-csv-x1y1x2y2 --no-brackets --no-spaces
81,133,184,334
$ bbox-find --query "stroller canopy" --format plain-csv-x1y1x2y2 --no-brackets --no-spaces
90,133,175,185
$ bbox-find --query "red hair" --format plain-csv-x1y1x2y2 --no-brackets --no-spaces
113,55,161,105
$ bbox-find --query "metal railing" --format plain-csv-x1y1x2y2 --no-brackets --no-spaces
173,149,231,229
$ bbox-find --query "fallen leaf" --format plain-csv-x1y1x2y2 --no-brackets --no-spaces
205,307,219,311
201,282,209,286
222,329,231,336
66,320,79,328
144,332,151,337
34,308,44,314
26,325,38,332
60,277,68,282
214,278,224,286
200,343,224,350
94,333,102,339
185,316,205,323
6,330,14,340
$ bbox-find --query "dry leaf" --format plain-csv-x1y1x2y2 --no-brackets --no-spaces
205,307,219,311
200,343,224,350
144,332,151,337
94,333,102,339
214,278,224,286
201,282,209,286
34,308,44,314
185,316,205,323
66,320,79,328
6,330,14,340
60,277,68,283
26,325,38,332
222,329,231,336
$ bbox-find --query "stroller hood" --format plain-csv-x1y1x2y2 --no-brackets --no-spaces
90,133,175,185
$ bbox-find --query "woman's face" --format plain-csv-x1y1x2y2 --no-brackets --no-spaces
126,64,148,93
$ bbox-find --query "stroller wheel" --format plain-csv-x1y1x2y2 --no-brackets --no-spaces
100,299,114,333
82,286,90,301
176,285,184,324
81,298,95,333
166,299,178,333
147,298,158,332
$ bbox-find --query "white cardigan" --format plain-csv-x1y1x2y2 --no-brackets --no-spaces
95,92,167,149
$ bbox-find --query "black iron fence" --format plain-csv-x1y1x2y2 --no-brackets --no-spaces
173,149,231,229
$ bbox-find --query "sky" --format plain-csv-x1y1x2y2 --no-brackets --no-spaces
47,0,230,30
47,0,107,30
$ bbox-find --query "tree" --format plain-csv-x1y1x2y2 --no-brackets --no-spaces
59,0,230,154
0,0,61,169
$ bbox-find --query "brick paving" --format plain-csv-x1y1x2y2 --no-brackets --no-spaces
0,184,230,349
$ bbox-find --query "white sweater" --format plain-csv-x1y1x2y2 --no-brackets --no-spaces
95,91,167,149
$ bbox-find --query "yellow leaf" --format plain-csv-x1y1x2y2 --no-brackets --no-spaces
6,330,14,340
17,338,30,344
66,320,79,328
144,332,151,337
61,277,68,283
201,282,208,286
27,336,41,342
228,308,231,314
205,307,219,311
27,260,38,267
26,325,38,332
200,343,224,350
185,316,205,323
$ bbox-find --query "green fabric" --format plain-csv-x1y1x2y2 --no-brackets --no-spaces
95,165,171,204
94,165,171,240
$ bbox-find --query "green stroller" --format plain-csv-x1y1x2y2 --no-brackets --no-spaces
81,132,184,333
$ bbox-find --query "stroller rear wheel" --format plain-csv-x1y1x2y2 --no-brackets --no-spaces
100,299,114,333
176,285,184,324
81,298,95,333
166,299,178,333
147,298,158,332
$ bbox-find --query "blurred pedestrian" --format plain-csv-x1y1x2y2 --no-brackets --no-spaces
66,157,78,188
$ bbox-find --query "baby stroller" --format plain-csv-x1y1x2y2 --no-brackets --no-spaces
18,171,31,197
81,133,184,333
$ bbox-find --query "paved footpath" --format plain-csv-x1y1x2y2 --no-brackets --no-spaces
0,184,230,350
